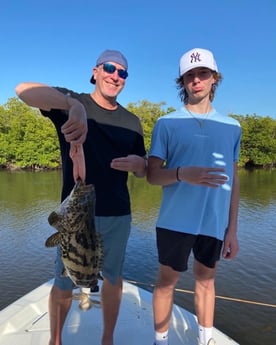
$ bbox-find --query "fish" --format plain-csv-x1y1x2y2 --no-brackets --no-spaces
45,179,103,291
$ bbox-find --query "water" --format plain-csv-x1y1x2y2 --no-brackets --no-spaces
0,169,275,345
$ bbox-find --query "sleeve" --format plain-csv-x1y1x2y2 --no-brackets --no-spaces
148,118,168,160
39,86,82,125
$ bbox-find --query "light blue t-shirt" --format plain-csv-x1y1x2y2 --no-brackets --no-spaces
149,108,242,241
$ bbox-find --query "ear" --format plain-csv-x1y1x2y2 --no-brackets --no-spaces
93,66,98,82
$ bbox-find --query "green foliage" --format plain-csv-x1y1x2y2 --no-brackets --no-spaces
0,98,60,169
0,98,275,169
231,114,276,167
127,100,175,151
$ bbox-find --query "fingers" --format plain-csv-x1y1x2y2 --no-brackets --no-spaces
223,249,236,260
70,144,86,183
110,157,131,171
200,170,228,188
67,132,87,145
61,122,87,144
206,174,228,184
207,167,225,173
183,166,228,187
61,102,88,144
222,243,239,260
110,155,141,172
73,163,86,183
222,247,232,259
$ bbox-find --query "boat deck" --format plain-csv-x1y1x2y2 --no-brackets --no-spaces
0,280,239,345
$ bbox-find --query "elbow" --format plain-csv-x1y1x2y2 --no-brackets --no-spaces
15,82,33,105
14,82,50,110
15,83,26,98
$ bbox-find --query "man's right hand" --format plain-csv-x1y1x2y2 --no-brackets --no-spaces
61,96,88,145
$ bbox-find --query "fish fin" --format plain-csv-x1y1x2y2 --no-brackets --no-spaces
45,233,61,247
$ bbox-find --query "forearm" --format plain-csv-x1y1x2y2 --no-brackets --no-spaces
147,164,178,186
15,82,78,111
16,82,87,144
227,166,240,233
133,157,148,178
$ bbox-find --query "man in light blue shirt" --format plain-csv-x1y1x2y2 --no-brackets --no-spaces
147,48,241,345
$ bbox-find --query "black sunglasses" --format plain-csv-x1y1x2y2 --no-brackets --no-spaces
101,63,128,80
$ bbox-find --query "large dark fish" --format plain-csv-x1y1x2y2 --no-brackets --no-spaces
45,179,103,290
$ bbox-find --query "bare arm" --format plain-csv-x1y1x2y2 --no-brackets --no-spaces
16,82,71,111
147,156,228,187
222,162,240,259
15,82,87,144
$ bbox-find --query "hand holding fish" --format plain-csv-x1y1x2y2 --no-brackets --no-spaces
70,143,86,183
61,96,88,145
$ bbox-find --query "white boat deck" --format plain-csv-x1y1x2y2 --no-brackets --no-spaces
0,279,239,345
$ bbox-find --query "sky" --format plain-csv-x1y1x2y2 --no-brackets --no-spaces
1,0,276,118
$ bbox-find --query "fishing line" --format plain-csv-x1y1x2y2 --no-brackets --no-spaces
127,280,276,309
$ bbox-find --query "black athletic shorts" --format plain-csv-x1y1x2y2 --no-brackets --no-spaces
156,227,223,271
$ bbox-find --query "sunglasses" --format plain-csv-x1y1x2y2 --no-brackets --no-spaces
101,63,128,80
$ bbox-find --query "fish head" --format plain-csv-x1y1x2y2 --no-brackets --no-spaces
48,180,95,233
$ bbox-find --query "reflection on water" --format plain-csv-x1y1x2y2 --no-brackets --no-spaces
0,169,276,345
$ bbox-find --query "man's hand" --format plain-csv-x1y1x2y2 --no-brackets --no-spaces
111,155,147,177
69,143,86,183
61,97,88,145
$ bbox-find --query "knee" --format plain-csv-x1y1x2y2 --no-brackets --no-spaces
50,285,73,303
195,277,215,292
156,274,179,291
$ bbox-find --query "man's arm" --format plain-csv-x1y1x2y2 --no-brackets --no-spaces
16,82,73,110
15,82,87,144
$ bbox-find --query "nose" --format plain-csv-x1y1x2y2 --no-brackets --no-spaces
109,70,120,80
192,74,201,83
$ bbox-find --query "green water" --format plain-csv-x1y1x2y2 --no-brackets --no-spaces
0,169,275,345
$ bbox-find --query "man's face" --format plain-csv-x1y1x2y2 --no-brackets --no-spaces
92,62,127,99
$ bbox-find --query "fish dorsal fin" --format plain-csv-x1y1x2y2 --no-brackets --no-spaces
45,232,61,247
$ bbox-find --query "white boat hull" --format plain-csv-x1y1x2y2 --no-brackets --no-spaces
0,279,239,345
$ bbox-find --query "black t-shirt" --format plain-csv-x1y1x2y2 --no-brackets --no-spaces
41,87,146,216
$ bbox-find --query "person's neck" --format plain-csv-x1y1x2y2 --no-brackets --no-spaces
90,92,118,110
185,100,212,115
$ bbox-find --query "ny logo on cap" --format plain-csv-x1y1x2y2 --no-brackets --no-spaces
190,52,201,63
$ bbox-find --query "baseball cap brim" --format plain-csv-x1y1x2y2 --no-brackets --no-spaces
179,48,218,76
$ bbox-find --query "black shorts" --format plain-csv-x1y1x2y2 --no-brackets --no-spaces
156,227,223,272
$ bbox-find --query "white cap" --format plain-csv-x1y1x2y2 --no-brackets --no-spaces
179,48,218,76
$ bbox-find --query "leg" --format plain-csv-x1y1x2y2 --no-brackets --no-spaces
95,215,131,345
153,264,180,333
193,259,216,327
48,285,73,345
101,277,123,345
